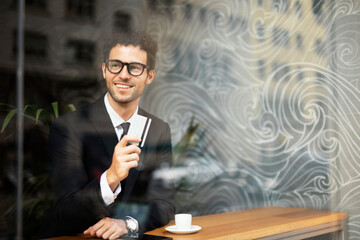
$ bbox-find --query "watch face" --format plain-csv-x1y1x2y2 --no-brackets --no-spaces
127,220,137,230
126,217,138,232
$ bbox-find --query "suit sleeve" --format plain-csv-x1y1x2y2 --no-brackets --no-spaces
40,117,112,237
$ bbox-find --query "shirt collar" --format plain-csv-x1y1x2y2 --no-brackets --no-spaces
104,93,139,128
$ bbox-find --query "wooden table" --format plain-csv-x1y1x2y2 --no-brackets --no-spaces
146,207,348,240
43,207,348,240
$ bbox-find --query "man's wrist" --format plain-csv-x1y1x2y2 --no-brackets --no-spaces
106,170,119,192
100,171,121,205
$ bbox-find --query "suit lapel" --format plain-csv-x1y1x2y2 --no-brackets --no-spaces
137,108,149,118
88,96,118,160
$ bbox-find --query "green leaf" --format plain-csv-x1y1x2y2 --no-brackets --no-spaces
52,102,59,118
24,104,39,114
1,109,17,133
35,108,44,124
24,104,31,112
65,104,76,113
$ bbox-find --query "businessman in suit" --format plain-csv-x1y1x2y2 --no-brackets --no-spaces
40,30,175,239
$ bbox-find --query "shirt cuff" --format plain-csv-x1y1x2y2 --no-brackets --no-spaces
100,171,122,205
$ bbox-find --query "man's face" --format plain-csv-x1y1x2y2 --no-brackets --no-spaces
102,44,155,106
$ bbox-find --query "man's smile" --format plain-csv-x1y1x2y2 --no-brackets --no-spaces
115,83,133,89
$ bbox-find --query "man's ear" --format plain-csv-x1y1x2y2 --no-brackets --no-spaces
102,62,106,79
146,69,155,84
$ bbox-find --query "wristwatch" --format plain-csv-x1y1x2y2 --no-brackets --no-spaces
125,216,139,234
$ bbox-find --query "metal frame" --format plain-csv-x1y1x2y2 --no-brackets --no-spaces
16,0,25,239
257,219,347,240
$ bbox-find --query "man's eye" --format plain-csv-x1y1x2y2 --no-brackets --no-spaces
130,65,141,70
111,63,120,68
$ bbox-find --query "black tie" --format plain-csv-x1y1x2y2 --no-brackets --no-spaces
120,122,130,140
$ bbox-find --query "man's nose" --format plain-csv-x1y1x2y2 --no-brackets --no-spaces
118,65,131,79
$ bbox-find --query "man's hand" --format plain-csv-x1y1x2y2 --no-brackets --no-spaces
107,135,141,191
83,217,127,239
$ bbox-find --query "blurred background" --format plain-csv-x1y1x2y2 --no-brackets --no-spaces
1,0,360,239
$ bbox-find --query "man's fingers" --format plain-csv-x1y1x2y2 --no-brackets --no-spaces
102,225,119,240
122,153,140,163
108,228,123,240
121,159,139,170
128,160,139,168
118,135,141,147
83,227,91,235
123,144,141,155
86,219,111,239
84,218,128,240
91,219,105,231
115,144,141,157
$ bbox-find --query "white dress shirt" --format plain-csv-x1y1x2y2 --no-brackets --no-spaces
100,93,140,205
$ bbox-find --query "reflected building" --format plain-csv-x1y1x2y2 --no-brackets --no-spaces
0,0,148,237
0,0,147,107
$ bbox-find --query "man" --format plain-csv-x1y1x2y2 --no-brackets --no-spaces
40,30,175,239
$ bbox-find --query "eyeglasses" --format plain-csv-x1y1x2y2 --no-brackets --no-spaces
105,59,149,76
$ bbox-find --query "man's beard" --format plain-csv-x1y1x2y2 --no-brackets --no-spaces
107,84,142,105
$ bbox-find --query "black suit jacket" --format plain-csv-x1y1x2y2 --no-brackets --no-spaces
40,96,175,238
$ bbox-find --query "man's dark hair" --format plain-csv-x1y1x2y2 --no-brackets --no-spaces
103,30,158,70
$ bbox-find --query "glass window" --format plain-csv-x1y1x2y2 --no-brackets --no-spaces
295,1,302,17
184,3,192,20
296,34,303,50
26,0,47,10
272,61,289,81
316,71,325,82
148,0,158,11
272,62,280,80
12,0,47,11
258,59,266,79
297,67,304,82
223,56,231,80
148,0,173,16
272,27,289,47
114,11,131,32
315,38,324,55
165,0,174,14
257,23,265,41
65,40,95,64
257,0,264,6
272,0,289,13
312,0,324,15
13,30,47,58
199,7,207,22
66,0,95,20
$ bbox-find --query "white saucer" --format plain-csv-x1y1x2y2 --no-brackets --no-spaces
165,225,202,234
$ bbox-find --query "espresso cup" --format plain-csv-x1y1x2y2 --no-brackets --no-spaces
175,213,192,230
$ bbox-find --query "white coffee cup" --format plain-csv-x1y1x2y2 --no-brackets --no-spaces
175,213,192,230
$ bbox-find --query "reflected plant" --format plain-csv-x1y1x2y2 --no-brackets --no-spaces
171,116,206,213
173,116,205,166
4,174,53,223
0,101,76,237
0,102,75,134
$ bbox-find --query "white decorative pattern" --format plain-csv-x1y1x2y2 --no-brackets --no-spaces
140,0,360,238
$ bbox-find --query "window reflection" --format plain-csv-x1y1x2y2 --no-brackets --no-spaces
2,0,360,239
65,40,95,64
65,0,95,20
